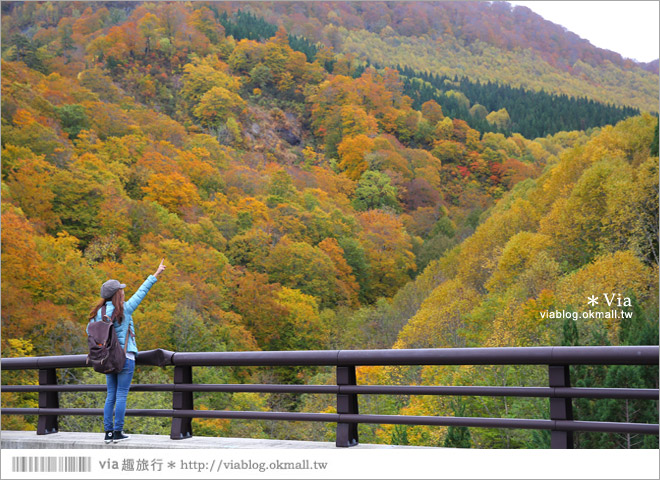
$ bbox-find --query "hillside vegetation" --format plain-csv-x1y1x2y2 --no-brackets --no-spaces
370,114,659,448
1,1,657,448
243,1,659,112
340,29,658,113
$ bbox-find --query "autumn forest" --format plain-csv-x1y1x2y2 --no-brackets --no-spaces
1,1,658,448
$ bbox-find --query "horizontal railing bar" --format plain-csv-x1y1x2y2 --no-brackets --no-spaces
550,347,659,366
171,350,341,367
341,415,659,435
336,346,659,366
169,410,340,422
0,384,337,394
172,346,660,366
2,385,106,392
1,409,40,415
2,346,657,370
175,384,339,394
1,354,87,370
0,350,175,370
340,414,553,429
4,384,656,400
1,385,174,392
554,420,660,435
4,408,656,435
1,408,339,422
341,386,547,396
341,385,660,400
553,387,659,400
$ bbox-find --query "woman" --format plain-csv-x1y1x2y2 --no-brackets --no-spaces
87,259,166,444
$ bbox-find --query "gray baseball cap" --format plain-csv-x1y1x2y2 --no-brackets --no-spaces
101,279,126,299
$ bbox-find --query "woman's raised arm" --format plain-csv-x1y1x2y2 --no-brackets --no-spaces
124,259,165,314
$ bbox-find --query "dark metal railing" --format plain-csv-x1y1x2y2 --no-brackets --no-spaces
1,346,658,448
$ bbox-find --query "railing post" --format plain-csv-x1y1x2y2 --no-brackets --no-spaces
549,365,574,448
171,365,193,440
37,368,59,435
336,365,359,447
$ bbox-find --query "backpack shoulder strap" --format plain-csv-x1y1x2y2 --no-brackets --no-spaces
101,304,110,323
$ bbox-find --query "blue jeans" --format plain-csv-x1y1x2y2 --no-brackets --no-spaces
104,358,135,432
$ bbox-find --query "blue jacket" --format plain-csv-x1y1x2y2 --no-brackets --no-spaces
87,275,158,354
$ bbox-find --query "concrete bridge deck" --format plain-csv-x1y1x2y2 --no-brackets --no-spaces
1,430,427,449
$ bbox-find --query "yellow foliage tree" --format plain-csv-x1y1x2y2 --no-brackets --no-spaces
142,172,201,214
396,278,481,349
556,250,657,344
337,134,375,180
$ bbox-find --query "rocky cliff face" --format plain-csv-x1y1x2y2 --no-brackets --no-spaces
241,106,306,167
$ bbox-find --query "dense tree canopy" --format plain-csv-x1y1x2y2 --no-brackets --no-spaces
1,1,657,448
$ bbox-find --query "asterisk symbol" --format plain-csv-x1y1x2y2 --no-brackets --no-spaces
587,295,598,306
168,461,176,469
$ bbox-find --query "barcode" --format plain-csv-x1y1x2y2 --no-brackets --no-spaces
11,456,91,473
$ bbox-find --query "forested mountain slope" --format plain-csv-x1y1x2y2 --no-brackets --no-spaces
368,114,659,449
1,1,657,448
242,1,659,113
1,1,588,360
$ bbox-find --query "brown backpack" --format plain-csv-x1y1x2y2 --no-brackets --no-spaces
86,305,128,374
